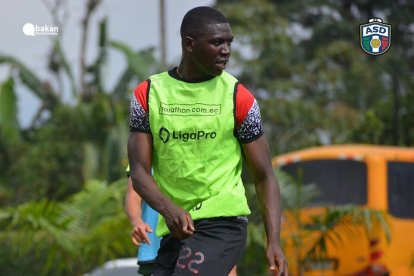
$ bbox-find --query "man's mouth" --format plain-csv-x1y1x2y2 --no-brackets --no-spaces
216,60,228,69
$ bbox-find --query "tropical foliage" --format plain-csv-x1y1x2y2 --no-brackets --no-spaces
240,171,391,276
0,2,161,206
0,179,133,275
280,171,391,275
0,0,160,273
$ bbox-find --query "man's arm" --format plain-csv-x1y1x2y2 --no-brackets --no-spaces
242,135,288,276
127,132,194,240
124,177,152,246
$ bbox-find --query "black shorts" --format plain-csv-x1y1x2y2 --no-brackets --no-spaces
153,217,247,276
138,261,155,276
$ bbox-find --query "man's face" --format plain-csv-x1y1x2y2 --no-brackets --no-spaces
191,23,233,77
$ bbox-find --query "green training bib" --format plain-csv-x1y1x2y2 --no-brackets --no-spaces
148,71,251,236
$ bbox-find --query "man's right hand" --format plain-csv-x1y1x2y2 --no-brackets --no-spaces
163,205,195,240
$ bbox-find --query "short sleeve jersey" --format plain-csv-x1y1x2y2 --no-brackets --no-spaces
130,68,264,143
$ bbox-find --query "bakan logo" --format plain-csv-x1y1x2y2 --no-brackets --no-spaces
159,127,217,144
159,103,221,116
23,23,59,36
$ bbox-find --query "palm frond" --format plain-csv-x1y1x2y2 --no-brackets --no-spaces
276,169,320,210
110,41,161,81
0,55,59,108
0,178,131,275
304,206,391,260
61,179,126,232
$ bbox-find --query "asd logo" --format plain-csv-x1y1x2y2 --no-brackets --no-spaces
159,127,217,144
360,18,391,55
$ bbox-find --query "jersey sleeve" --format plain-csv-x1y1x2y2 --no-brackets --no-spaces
235,83,264,143
129,80,151,133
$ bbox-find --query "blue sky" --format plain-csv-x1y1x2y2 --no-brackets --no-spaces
0,0,213,127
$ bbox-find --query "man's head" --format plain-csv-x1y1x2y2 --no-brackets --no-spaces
180,6,229,39
179,7,233,80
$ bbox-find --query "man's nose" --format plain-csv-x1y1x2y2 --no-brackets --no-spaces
221,43,231,55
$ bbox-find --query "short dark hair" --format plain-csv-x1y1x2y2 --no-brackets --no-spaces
180,6,229,38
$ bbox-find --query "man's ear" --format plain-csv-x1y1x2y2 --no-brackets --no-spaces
184,36,195,52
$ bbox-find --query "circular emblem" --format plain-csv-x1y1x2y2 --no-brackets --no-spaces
370,38,381,48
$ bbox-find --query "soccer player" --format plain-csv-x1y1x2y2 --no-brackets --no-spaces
128,6,288,276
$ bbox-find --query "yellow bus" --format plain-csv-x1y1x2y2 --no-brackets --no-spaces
272,144,414,276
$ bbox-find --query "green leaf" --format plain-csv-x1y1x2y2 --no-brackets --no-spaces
110,41,160,81
0,55,58,108
0,78,20,144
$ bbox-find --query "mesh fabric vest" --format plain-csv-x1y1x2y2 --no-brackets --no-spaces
148,71,251,236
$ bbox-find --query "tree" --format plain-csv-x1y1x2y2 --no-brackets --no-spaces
0,0,162,205
214,0,414,154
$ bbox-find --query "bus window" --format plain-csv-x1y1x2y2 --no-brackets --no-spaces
281,160,367,205
387,162,414,219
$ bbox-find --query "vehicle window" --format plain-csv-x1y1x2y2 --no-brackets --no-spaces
281,160,367,205
387,162,414,219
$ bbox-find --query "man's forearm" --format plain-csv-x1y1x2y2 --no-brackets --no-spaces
125,179,143,226
255,177,282,243
125,199,142,226
130,171,176,218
